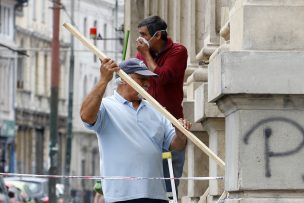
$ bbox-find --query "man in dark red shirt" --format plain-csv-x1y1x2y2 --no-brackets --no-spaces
136,15,188,196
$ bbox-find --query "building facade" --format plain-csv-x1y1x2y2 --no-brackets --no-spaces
14,0,69,176
125,0,304,203
2,0,124,202
0,0,26,173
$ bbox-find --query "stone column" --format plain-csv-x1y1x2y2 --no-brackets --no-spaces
196,0,221,64
208,0,304,202
181,101,209,203
181,66,210,203
203,119,225,203
195,83,225,203
194,1,228,200
124,0,144,57
181,0,196,63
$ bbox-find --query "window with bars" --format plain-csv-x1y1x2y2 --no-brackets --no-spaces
83,75,88,100
93,20,98,62
103,23,107,50
83,17,87,37
17,39,25,89
32,0,36,21
44,54,48,95
81,159,85,187
35,129,44,175
17,55,24,89
41,0,45,23
34,52,39,95
0,59,12,111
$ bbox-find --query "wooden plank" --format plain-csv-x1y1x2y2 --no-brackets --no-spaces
198,187,209,203
63,22,225,168
216,191,228,203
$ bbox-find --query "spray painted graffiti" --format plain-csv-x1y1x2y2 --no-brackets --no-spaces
243,117,304,178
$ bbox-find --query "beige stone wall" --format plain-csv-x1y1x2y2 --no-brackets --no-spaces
208,0,304,202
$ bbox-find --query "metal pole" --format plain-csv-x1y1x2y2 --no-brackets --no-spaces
122,30,130,60
49,0,61,202
114,0,118,61
64,0,75,202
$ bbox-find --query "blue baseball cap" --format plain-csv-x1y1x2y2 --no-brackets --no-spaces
118,58,158,77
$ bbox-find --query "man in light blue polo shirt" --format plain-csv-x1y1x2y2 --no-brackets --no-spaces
80,58,191,203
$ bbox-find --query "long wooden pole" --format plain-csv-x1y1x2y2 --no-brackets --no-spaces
63,23,225,168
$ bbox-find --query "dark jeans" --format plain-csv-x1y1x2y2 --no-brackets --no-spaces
163,149,186,194
115,198,168,203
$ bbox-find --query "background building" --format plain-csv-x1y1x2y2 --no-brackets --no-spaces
14,0,69,176
1,0,123,202
61,0,124,202
0,0,27,173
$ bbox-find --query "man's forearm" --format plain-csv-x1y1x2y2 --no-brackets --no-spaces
80,80,108,124
170,129,187,151
170,119,191,151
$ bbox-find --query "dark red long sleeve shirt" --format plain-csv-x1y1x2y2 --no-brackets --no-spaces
136,38,188,119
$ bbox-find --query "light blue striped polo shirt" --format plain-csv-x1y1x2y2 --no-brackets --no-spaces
84,91,175,202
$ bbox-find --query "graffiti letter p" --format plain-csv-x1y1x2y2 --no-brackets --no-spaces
243,117,304,178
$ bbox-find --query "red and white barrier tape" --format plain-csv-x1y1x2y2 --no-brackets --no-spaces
0,173,223,181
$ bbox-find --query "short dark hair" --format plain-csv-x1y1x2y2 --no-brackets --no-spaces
138,16,168,40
